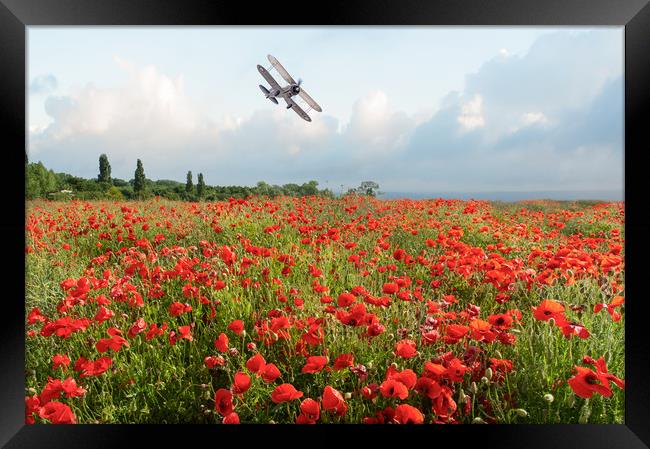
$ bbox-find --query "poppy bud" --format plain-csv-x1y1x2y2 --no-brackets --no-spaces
229,348,239,357
27,387,37,394
367,361,373,370
247,342,257,351
495,350,503,359
458,389,467,403
269,420,276,424
472,417,487,424
481,376,489,384
344,392,352,400
514,408,528,417
470,382,478,394
544,393,554,403
485,367,493,380
548,318,555,326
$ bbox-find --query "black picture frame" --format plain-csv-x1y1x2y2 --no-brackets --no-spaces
2,0,649,447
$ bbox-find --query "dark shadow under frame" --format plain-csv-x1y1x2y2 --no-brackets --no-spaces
1,0,648,447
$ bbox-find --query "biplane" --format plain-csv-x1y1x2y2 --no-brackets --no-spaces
257,54,322,122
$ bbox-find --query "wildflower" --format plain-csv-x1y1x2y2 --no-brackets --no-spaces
271,384,303,403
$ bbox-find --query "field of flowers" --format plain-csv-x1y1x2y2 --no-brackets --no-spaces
25,196,625,424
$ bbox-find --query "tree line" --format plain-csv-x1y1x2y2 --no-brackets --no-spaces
25,154,341,201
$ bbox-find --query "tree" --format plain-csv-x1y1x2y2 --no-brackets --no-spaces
301,180,319,196
348,181,380,197
197,173,205,198
26,162,58,199
186,171,193,194
134,159,146,195
359,181,380,197
98,154,112,183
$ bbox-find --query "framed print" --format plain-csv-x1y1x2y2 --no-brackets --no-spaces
1,0,649,447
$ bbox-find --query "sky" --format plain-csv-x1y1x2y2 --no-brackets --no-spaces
27,27,624,197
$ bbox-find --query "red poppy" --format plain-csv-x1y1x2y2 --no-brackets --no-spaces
594,296,624,322
392,369,417,390
532,299,565,322
128,318,147,338
228,320,245,335
559,322,590,339
322,386,347,416
382,282,399,295
51,354,70,370
445,324,470,340
214,333,228,351
215,388,235,416
261,363,281,383
572,356,625,396
170,325,193,343
222,412,240,424
25,395,40,424
568,366,613,398
246,353,266,373
145,323,166,341
60,377,85,398
301,356,328,374
271,383,303,403
296,413,316,424
487,313,513,330
394,404,424,424
204,355,225,369
232,372,251,395
96,331,130,353
300,398,320,421
38,401,76,424
394,339,418,358
379,379,409,400
169,302,192,317
76,356,113,378
445,358,468,382
337,292,356,307
27,307,47,325
366,322,386,337
39,378,63,404
415,376,443,399
467,319,492,341
332,353,354,371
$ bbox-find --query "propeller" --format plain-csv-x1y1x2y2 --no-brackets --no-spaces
292,79,303,95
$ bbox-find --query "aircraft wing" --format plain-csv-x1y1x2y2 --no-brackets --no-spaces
257,65,280,90
298,89,322,112
285,97,311,122
268,55,297,85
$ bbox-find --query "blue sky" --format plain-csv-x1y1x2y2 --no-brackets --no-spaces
28,27,623,196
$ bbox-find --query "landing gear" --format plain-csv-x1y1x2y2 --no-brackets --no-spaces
286,104,293,109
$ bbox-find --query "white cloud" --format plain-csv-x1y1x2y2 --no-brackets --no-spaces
457,94,485,130
345,90,415,154
521,111,549,126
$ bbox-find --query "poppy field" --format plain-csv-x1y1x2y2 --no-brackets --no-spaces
25,196,625,424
